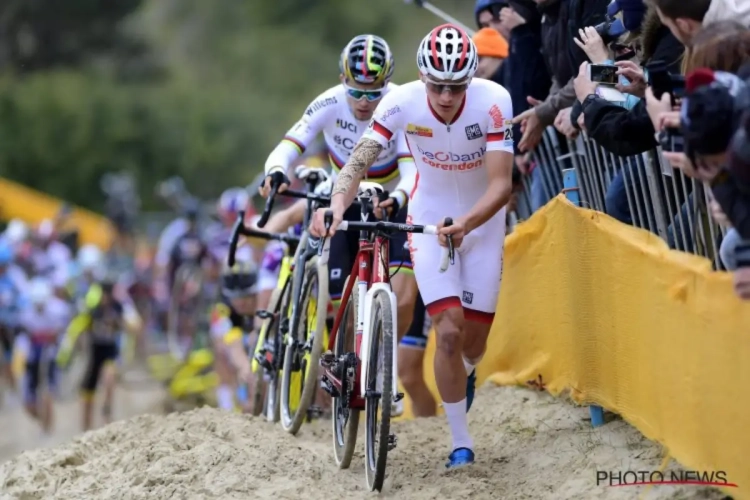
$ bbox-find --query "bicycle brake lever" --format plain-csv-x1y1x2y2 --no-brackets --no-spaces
444,217,455,265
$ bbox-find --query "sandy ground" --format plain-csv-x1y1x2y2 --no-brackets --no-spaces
0,383,729,500
0,371,164,466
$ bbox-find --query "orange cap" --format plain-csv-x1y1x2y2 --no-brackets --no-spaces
472,28,508,59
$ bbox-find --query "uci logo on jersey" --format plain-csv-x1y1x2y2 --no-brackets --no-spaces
336,119,357,133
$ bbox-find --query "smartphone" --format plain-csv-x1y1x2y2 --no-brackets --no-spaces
588,64,618,86
658,128,684,153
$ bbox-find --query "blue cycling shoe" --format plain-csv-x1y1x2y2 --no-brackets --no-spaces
446,447,475,469
466,369,477,412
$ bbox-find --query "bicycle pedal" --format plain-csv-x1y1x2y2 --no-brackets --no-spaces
394,392,404,403
320,351,335,367
253,351,273,372
387,433,397,451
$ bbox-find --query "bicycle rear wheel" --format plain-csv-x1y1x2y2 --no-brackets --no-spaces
365,292,394,491
280,256,328,434
332,277,359,469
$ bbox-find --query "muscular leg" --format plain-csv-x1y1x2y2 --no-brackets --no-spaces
102,361,117,425
431,306,466,404
398,347,435,416
462,318,491,367
391,272,417,341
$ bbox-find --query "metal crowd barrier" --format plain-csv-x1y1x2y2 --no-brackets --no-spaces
509,127,728,271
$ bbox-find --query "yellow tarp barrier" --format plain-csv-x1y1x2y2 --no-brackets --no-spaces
400,195,749,498
0,177,114,248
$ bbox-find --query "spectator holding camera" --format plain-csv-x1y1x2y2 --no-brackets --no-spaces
511,0,610,153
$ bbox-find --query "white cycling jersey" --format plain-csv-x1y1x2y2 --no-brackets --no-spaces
18,297,71,345
361,78,514,319
264,83,416,204
30,242,72,289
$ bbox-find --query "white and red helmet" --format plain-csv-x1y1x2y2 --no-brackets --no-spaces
417,24,478,82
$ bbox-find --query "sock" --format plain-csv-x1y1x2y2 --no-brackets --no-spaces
463,352,485,376
462,357,476,376
216,385,234,411
443,399,473,451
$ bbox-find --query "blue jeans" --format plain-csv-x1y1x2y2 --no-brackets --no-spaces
667,195,695,253
605,161,656,228
531,165,556,213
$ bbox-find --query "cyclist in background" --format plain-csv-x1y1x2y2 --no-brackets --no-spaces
311,24,514,468
30,219,72,299
259,35,436,417
209,247,257,412
70,244,104,309
0,242,26,397
57,272,141,431
19,277,71,434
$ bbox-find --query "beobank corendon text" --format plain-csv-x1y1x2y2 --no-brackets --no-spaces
417,145,486,171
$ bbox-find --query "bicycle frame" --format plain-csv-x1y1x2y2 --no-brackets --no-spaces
324,214,398,409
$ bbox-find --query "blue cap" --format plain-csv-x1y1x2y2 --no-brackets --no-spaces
474,0,509,26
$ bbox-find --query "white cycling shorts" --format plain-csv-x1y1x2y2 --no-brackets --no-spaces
408,212,505,324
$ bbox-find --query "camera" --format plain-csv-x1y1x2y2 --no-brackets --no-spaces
594,1,627,45
646,60,686,102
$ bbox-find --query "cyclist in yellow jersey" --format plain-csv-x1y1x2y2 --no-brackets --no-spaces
208,248,257,412
57,273,141,431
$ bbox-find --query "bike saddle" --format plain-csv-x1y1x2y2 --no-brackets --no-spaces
294,165,329,184
357,182,386,199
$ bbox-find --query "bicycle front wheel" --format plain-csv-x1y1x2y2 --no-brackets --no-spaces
280,256,328,435
365,291,394,492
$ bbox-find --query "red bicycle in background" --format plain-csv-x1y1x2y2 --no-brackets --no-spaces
317,183,454,491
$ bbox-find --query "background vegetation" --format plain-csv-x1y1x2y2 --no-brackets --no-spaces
0,0,470,211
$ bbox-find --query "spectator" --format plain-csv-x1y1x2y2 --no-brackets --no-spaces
570,5,684,229
475,0,512,39
472,28,509,80
475,0,550,215
512,0,610,153
574,5,683,157
650,0,750,46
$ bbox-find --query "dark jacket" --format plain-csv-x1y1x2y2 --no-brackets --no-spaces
576,9,684,156
493,19,551,155
711,171,750,240
535,0,610,125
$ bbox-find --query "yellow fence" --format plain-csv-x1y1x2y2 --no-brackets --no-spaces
0,177,114,248
402,195,749,498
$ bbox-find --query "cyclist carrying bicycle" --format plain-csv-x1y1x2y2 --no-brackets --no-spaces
19,277,72,434
259,35,436,417
209,248,257,412
57,271,141,431
311,24,514,469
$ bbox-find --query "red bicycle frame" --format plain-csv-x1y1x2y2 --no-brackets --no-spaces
324,232,391,409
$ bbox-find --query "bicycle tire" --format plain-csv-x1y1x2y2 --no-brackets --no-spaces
252,287,281,417
365,291,394,491
280,256,329,435
266,277,293,423
332,276,360,469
